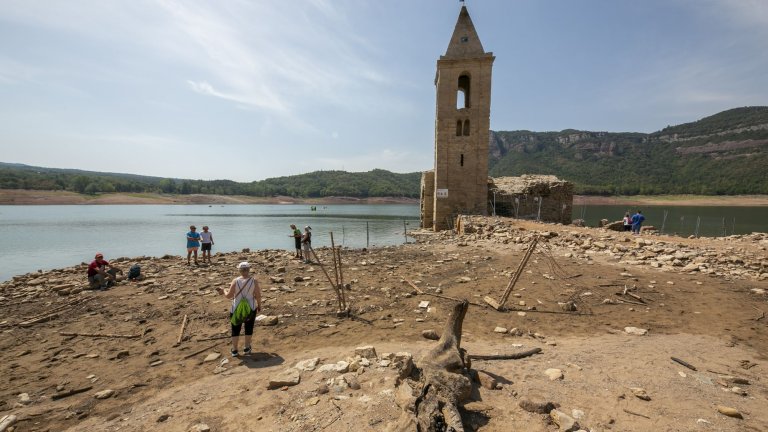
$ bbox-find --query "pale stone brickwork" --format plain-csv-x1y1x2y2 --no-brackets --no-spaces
421,5,495,231
489,175,574,224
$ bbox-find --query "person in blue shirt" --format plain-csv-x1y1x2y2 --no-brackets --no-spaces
631,210,646,235
186,225,201,265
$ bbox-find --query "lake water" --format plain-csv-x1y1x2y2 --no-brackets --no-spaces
1,203,766,282
0,204,419,282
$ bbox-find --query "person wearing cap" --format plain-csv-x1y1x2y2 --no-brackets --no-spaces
289,224,303,260
301,226,312,264
216,262,262,357
200,226,214,264
186,225,201,265
86,253,119,290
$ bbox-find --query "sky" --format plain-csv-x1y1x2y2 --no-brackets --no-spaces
0,0,766,182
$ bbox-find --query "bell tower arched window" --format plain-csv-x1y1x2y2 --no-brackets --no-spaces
463,119,470,136
457,74,471,109
456,120,463,136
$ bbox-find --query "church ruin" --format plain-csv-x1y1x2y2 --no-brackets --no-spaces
420,5,573,230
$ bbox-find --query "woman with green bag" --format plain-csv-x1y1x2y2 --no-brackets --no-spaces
216,262,262,357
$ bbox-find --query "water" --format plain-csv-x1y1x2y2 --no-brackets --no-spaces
572,205,768,237
2,203,766,282
0,204,419,282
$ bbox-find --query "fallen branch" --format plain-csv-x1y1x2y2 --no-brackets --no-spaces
402,277,486,307
182,342,224,360
504,307,592,316
614,297,646,307
195,334,229,342
468,347,541,361
59,331,140,339
51,385,93,401
623,408,650,419
671,356,697,371
176,314,188,344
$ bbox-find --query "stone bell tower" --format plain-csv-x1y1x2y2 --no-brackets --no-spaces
421,4,495,231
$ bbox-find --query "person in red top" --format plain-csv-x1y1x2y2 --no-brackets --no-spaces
87,253,119,289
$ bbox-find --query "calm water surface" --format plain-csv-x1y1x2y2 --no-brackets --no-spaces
2,203,766,282
0,204,419,282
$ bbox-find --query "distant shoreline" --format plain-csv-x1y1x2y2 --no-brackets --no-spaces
0,189,766,206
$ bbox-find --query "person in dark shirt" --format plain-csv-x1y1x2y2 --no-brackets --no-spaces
87,252,119,289
631,210,646,235
290,224,303,260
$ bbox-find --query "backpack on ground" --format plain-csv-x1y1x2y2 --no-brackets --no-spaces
127,264,141,280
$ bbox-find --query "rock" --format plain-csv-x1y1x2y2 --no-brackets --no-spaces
630,387,651,401
493,326,508,334
545,368,564,381
519,399,557,414
295,357,320,371
393,352,414,378
421,329,439,340
269,276,285,283
276,266,286,273
18,392,31,405
294,276,304,282
256,315,278,326
343,373,361,390
94,389,115,399
550,409,580,431
317,361,350,373
395,381,415,409
624,327,648,336
203,353,221,362
267,368,301,389
189,424,211,432
0,415,17,431
476,370,498,390
355,346,378,360
716,405,743,419
418,300,430,309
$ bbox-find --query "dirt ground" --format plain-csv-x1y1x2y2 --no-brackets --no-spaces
1,218,766,432
574,194,768,207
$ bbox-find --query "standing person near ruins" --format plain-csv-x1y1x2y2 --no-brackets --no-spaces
86,252,120,289
289,224,303,260
631,210,646,234
622,212,632,231
200,226,214,264
216,262,262,357
301,226,312,264
186,225,201,265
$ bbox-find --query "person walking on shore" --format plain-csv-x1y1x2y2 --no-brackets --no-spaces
216,262,262,357
631,210,645,235
301,226,312,264
200,226,214,264
622,212,632,232
186,225,201,265
290,224,303,260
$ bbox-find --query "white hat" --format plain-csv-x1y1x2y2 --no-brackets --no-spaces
237,262,250,269
305,226,312,230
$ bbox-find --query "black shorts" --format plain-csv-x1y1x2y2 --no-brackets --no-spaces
294,238,302,249
201,243,212,251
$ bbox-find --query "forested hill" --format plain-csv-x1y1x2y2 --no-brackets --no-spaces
2,106,767,197
489,106,768,195
0,164,420,198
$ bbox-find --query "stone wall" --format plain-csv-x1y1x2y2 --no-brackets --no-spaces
489,175,574,224
420,171,435,229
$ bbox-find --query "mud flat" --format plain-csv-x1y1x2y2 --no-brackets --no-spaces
0,189,417,205
575,194,768,206
1,217,766,431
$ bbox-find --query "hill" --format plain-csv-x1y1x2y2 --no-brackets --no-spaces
489,106,768,194
0,164,420,198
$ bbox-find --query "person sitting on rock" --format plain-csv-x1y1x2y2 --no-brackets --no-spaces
87,253,120,290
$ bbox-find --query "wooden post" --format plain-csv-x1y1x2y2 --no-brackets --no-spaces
366,221,369,249
177,314,188,344
403,220,408,244
484,236,539,311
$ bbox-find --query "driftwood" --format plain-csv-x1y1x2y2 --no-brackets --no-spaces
182,342,224,360
623,408,650,419
19,296,90,327
671,356,697,371
195,334,229,342
485,236,539,310
59,332,140,339
51,385,93,400
468,347,542,361
388,301,472,431
402,277,486,308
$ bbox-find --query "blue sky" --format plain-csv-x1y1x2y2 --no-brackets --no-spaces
1,0,766,181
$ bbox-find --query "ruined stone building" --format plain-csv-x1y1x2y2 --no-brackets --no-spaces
489,175,573,224
420,6,573,230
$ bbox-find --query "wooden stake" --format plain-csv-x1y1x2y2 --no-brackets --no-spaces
623,408,650,419
671,356,697,371
182,342,224,360
59,331,140,339
177,314,188,344
485,236,539,310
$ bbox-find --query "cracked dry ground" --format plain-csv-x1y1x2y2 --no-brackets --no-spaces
1,221,767,431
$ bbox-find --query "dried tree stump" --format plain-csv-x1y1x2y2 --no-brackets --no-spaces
388,300,472,432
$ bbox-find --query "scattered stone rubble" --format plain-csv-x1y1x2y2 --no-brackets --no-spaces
435,216,768,281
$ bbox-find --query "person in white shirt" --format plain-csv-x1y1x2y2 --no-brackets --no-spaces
200,226,215,264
